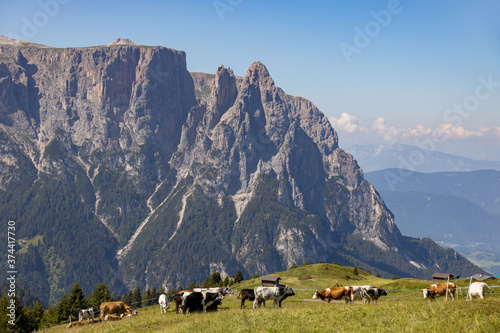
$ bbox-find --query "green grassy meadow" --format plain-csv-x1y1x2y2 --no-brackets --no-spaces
41,264,500,332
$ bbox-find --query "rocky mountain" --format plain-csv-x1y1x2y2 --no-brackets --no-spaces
347,144,500,173
0,36,485,305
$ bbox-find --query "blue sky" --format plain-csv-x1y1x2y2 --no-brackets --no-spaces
1,0,499,159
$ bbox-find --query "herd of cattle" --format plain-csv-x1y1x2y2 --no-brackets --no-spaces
69,281,495,325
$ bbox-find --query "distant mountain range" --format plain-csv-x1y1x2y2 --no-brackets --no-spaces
366,169,500,275
347,144,500,173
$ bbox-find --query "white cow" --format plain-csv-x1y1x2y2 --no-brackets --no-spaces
159,294,169,313
78,307,94,322
467,282,491,300
253,286,295,309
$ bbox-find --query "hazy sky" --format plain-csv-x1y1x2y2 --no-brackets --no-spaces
1,0,499,160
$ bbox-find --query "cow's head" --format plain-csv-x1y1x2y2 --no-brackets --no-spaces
283,286,295,296
422,288,429,299
312,290,319,299
225,286,233,295
378,288,387,296
124,305,132,313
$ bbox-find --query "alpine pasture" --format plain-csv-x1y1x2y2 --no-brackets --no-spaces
42,264,500,332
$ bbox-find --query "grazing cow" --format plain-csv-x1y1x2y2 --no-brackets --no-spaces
78,307,94,322
253,286,295,309
181,291,224,313
99,301,133,320
421,283,457,301
350,286,387,304
350,285,373,303
237,289,265,309
313,287,353,304
468,282,492,300
159,294,169,313
357,287,387,304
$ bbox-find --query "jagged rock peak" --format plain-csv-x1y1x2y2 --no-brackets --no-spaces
212,65,237,112
108,38,137,46
246,61,275,88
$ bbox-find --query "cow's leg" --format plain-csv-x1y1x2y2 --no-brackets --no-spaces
253,299,258,309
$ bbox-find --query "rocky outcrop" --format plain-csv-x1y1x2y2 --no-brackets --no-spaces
0,36,485,302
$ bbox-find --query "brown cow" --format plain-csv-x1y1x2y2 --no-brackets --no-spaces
313,287,353,304
421,283,457,301
99,301,132,319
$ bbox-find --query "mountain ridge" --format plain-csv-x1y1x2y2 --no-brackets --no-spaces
347,143,500,173
0,38,485,305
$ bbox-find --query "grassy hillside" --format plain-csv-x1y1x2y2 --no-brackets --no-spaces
236,263,391,294
41,263,500,332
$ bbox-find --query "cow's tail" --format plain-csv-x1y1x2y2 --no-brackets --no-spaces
237,290,242,299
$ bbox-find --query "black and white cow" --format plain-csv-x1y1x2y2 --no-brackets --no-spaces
350,286,387,304
253,286,295,309
181,291,224,313
78,307,95,322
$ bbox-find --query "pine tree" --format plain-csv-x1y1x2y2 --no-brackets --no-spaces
353,267,359,275
89,283,112,309
208,272,222,287
234,270,244,284
121,291,133,306
27,301,44,331
56,293,70,322
150,287,159,302
142,289,151,306
290,262,297,269
132,287,142,307
67,283,87,318
223,277,229,286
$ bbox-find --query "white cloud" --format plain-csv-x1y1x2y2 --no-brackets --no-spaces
329,112,500,143
435,124,488,139
329,113,368,134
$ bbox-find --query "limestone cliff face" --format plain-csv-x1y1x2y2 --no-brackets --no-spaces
0,37,484,301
